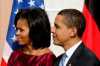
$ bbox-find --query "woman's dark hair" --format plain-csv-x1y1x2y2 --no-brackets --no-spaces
14,8,51,49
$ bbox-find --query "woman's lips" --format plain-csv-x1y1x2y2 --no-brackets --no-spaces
17,37,21,41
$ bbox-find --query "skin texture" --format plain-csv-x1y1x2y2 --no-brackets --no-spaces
16,18,32,46
16,18,51,55
51,15,81,50
51,15,71,46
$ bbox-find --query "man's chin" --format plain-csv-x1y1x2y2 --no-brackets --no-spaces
53,41,63,47
53,42,59,45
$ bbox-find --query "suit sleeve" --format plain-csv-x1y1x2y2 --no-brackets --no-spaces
86,58,100,66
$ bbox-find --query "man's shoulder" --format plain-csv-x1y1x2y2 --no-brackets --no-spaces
82,46,98,59
76,42,98,59
76,45,100,65
67,43,100,66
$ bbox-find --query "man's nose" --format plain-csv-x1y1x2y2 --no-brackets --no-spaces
51,26,55,33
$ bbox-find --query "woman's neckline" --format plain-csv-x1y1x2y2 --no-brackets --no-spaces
20,48,52,56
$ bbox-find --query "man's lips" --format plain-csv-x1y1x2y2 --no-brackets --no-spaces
52,35,56,39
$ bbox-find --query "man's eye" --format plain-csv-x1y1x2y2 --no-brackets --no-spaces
55,25,59,28
20,29,24,32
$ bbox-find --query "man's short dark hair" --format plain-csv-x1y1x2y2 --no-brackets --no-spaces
14,8,51,49
58,9,86,38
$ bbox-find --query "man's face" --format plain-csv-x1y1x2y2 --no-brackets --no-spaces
51,15,72,46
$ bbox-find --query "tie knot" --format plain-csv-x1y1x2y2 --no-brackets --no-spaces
59,52,67,66
63,52,67,59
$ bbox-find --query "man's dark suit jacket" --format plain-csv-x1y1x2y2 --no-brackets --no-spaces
54,42,100,66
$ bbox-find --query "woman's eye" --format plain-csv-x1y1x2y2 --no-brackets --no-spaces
16,28,18,31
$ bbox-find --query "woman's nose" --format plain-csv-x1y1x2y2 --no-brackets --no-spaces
16,30,19,36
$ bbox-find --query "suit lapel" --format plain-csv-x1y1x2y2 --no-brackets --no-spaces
54,54,63,66
66,42,85,66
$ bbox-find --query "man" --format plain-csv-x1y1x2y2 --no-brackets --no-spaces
51,9,100,66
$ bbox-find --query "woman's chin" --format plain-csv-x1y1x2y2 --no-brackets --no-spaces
18,42,25,46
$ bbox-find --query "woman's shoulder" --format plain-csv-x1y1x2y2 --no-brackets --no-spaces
45,52,56,59
11,48,23,56
8,48,23,62
43,48,56,58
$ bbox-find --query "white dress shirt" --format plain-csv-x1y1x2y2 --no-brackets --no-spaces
64,40,82,66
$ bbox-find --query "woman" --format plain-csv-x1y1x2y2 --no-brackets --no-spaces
7,8,56,66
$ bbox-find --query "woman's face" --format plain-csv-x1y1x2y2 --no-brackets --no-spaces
16,18,32,45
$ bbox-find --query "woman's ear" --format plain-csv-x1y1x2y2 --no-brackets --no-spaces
70,27,77,37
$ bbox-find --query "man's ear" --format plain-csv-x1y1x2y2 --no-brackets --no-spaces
70,27,77,37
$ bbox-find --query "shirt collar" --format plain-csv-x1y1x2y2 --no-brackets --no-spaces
65,40,82,58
